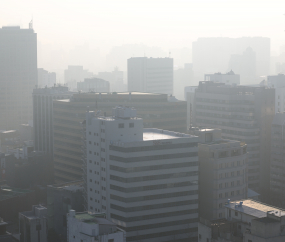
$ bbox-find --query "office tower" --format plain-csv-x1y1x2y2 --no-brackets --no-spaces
204,70,240,85
84,106,199,241
194,82,275,199
184,86,197,130
19,205,47,242
33,86,73,154
228,47,256,84
37,68,56,88
270,112,285,208
199,199,285,242
77,78,110,92
174,63,194,100
192,37,270,83
128,57,173,95
53,92,187,183
67,210,126,242
0,26,37,130
64,65,93,91
191,128,247,220
267,73,285,113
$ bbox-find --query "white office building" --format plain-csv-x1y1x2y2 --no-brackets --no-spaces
128,57,173,95
67,210,125,242
84,106,199,242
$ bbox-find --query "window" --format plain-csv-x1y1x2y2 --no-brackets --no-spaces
225,192,228,197
219,203,223,208
89,160,92,163
119,123,124,128
237,171,240,176
231,181,234,187
219,213,222,218
89,131,91,135
231,191,234,196
207,239,209,242
231,172,234,177
225,183,228,187
237,180,240,185
248,240,252,242
235,211,238,216
89,141,91,144
199,234,201,239
237,160,240,166
219,183,223,188
229,210,231,217
237,190,240,195
129,123,134,128
219,193,222,198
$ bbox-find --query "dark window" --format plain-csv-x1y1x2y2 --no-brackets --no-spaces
129,123,134,128
235,211,238,216
119,123,124,128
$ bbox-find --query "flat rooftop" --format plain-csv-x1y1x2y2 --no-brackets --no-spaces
75,212,114,225
143,129,191,141
225,199,285,218
0,187,32,201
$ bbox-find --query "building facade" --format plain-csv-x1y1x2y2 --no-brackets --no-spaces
194,81,275,198
38,68,56,88
67,210,126,242
128,57,173,95
53,92,187,183
267,73,285,113
19,205,47,242
0,26,37,130
191,128,247,220
84,106,199,242
77,78,110,93
33,86,73,154
47,180,84,240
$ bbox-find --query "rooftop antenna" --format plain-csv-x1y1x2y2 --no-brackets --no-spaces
29,17,33,30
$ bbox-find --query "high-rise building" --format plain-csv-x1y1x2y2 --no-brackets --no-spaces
37,68,56,88
194,81,275,198
128,57,173,95
53,92,187,183
174,63,193,100
192,37,270,83
84,106,199,242
267,73,285,113
33,86,73,155
77,78,110,92
191,128,247,220
204,70,240,85
270,112,285,208
0,26,37,130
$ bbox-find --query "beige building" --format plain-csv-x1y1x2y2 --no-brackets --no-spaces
53,92,187,183
191,128,247,220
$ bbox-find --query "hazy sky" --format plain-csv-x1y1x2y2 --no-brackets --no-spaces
1,0,285,54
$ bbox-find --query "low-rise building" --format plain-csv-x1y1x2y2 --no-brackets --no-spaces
19,205,47,242
47,180,84,241
198,199,285,242
67,210,126,242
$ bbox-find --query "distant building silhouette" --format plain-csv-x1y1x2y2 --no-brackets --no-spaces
204,70,240,85
128,57,173,95
38,68,56,88
0,26,37,130
77,78,110,93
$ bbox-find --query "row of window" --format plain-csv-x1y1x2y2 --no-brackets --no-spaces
218,180,242,188
219,170,244,179
218,189,242,198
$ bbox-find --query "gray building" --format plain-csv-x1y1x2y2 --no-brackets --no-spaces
270,112,285,208
47,180,84,241
19,205,47,242
0,26,37,130
204,70,240,85
38,68,56,88
77,78,110,93
128,57,173,95
85,106,199,242
191,128,247,220
33,86,73,155
194,81,275,199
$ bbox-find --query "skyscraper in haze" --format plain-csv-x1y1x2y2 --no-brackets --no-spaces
0,26,37,130
128,57,173,95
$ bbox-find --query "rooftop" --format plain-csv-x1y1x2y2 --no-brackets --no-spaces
143,128,191,141
225,199,285,218
74,212,114,225
0,187,32,201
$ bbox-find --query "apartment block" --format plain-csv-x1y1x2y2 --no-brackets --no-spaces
194,81,274,198
53,92,187,183
84,106,199,242
191,128,247,220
